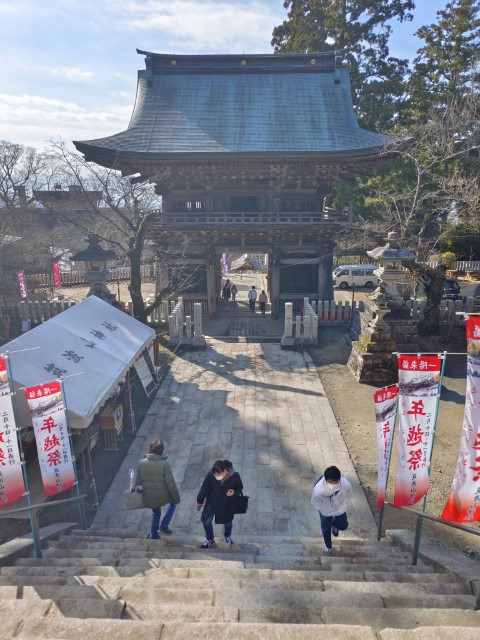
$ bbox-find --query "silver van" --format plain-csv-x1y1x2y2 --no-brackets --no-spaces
332,264,379,289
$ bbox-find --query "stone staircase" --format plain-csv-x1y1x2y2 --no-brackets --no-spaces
0,528,479,638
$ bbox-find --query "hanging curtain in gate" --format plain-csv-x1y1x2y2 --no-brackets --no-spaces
374,385,398,508
25,381,75,497
442,316,480,523
393,354,442,507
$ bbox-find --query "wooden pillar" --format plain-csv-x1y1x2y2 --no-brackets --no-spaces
318,249,334,301
266,254,272,298
271,252,281,318
206,253,217,318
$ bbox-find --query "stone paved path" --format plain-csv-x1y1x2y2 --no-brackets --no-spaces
92,341,376,540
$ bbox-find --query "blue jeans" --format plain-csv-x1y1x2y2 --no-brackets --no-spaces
319,511,348,549
202,511,232,541
151,502,176,539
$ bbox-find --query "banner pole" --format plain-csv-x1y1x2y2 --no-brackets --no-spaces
60,378,86,529
4,353,40,558
412,351,447,564
377,386,399,541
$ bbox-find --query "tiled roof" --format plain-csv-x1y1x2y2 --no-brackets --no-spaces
75,52,387,158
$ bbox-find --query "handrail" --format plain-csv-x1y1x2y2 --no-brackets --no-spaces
382,501,480,611
0,494,87,559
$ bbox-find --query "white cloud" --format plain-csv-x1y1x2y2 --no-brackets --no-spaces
49,67,94,82
113,0,284,53
0,93,131,150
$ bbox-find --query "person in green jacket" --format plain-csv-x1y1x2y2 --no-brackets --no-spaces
136,439,180,539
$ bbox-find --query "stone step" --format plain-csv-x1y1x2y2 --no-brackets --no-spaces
65,575,472,595
1,562,458,585
247,560,437,572
15,617,163,640
54,536,413,559
0,595,125,620
0,575,68,587
8,621,480,640
321,607,480,630
379,628,480,640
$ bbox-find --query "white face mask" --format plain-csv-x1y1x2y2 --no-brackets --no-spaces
214,474,223,481
327,482,339,490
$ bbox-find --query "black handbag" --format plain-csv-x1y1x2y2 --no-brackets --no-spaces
231,493,249,515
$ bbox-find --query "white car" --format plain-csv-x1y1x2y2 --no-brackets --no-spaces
332,264,379,289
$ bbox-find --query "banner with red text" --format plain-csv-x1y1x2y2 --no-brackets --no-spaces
442,317,480,523
375,385,398,508
393,355,442,507
0,355,26,506
25,381,75,497
53,263,62,288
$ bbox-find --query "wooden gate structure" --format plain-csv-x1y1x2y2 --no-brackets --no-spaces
74,51,388,317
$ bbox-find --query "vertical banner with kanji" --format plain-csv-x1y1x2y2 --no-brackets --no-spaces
25,381,75,497
53,263,62,288
221,253,228,275
442,317,480,523
17,271,27,299
393,354,442,507
0,357,26,506
374,385,398,508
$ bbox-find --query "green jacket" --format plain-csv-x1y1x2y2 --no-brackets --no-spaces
135,454,180,509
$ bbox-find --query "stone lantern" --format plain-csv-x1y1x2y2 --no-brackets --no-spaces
367,231,415,305
70,233,117,303
348,232,419,385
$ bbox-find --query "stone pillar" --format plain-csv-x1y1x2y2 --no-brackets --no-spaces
281,302,294,348
318,249,334,301
192,302,206,347
271,253,281,318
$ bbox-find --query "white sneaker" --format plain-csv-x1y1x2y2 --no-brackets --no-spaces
225,536,233,544
324,545,333,552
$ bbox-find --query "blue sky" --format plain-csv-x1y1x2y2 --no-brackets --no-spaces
0,1,448,149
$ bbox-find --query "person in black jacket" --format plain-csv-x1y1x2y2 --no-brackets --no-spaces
196,459,243,548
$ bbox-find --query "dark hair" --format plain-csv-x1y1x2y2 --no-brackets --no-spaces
212,459,232,474
149,439,164,455
324,466,341,482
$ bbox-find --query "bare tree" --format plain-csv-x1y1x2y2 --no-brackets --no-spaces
45,141,198,323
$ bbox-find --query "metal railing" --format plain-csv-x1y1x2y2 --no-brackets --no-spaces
0,494,87,559
379,502,480,610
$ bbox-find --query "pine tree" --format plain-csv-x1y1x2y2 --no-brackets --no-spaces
271,0,415,130
407,0,480,119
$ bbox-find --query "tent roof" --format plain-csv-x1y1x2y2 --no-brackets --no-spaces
2,296,155,431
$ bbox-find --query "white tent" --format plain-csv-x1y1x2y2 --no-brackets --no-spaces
2,296,155,431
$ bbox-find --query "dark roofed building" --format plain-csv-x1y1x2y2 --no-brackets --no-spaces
74,51,389,317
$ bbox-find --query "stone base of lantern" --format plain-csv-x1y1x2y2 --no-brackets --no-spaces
348,299,420,385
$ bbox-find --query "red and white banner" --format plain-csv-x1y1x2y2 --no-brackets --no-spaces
442,317,480,523
53,263,62,288
0,356,26,507
393,354,442,507
374,385,398,508
0,356,10,397
17,271,27,299
25,381,75,497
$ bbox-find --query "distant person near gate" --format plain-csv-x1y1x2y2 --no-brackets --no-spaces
248,286,257,312
258,290,268,314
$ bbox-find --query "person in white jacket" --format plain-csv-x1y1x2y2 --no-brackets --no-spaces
311,465,352,552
